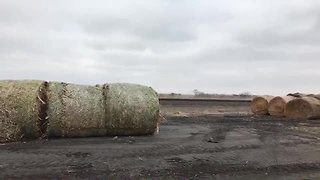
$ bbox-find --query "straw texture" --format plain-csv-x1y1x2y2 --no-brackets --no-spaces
0,80,43,142
251,96,274,115
104,83,160,135
285,96,320,120
47,82,106,137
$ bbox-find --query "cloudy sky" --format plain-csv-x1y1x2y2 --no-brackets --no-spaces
1,0,320,95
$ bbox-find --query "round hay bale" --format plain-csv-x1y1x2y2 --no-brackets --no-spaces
250,96,274,115
47,82,106,137
268,96,296,117
285,96,320,120
104,83,160,135
0,80,44,142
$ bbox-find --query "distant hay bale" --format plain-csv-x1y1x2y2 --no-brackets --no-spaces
268,96,296,117
287,93,306,98
47,82,106,137
250,96,274,115
0,80,44,142
287,93,320,100
104,83,160,135
285,96,320,120
307,94,320,100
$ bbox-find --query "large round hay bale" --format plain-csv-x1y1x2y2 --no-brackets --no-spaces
250,96,274,115
268,96,296,117
0,80,44,142
285,96,320,120
104,83,160,135
47,82,106,137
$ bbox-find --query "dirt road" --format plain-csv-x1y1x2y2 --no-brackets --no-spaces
1,115,320,179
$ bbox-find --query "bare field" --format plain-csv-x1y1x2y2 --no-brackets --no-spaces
1,99,320,179
159,93,253,101
160,98,251,117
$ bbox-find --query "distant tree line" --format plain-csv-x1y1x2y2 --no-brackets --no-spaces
193,89,252,97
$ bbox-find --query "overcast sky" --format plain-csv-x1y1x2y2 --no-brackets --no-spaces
1,0,320,95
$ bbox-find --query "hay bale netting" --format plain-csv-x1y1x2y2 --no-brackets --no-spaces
250,95,274,115
285,96,320,120
104,83,160,136
46,82,106,137
0,80,46,142
268,96,296,117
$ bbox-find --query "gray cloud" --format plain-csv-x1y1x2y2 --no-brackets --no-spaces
1,0,320,95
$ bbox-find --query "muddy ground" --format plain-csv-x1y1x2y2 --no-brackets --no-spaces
1,100,320,179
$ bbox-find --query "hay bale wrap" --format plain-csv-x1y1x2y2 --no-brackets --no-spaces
47,82,106,137
285,96,320,120
250,95,274,115
268,96,296,117
104,83,160,135
0,80,44,142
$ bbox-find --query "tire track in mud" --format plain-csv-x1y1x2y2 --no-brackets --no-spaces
143,161,320,178
2,136,317,173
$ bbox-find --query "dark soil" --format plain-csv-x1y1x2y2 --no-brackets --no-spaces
1,115,320,179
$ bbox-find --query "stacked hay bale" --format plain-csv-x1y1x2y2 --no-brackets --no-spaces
268,96,296,117
251,93,320,120
250,96,274,115
0,80,160,143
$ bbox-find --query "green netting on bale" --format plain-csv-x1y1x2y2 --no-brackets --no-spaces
47,82,106,137
104,83,160,136
0,80,43,142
